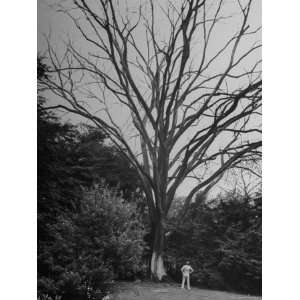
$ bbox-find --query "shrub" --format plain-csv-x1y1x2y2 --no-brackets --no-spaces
38,184,147,300
166,193,261,295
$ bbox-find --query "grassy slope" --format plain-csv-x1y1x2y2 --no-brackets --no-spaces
111,282,262,300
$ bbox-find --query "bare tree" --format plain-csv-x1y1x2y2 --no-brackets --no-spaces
41,0,261,280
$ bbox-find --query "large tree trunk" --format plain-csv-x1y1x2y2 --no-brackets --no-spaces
150,217,167,280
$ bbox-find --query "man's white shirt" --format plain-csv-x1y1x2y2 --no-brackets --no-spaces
181,265,193,277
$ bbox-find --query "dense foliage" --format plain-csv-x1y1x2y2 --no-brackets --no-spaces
166,192,262,295
38,57,146,300
37,110,147,299
38,185,147,300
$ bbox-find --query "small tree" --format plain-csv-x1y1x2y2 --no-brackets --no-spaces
41,0,261,279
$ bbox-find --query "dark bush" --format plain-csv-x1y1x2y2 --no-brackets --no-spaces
166,193,262,295
38,185,147,300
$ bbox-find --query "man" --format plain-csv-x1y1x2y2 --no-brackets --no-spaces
181,261,194,290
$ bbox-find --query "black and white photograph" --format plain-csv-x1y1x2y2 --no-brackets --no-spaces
37,1,262,299
4,1,300,300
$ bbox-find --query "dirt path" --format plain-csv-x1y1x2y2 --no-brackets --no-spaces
110,282,261,300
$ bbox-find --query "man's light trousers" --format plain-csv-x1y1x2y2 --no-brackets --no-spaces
181,275,190,289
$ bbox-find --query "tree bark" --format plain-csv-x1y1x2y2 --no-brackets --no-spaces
150,217,167,280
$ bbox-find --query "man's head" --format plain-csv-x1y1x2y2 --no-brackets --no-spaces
186,261,190,265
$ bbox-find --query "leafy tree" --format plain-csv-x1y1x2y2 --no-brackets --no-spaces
72,124,142,200
38,57,147,299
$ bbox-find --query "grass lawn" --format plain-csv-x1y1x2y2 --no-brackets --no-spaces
110,281,262,300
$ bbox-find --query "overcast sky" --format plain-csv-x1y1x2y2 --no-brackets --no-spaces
37,0,261,198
